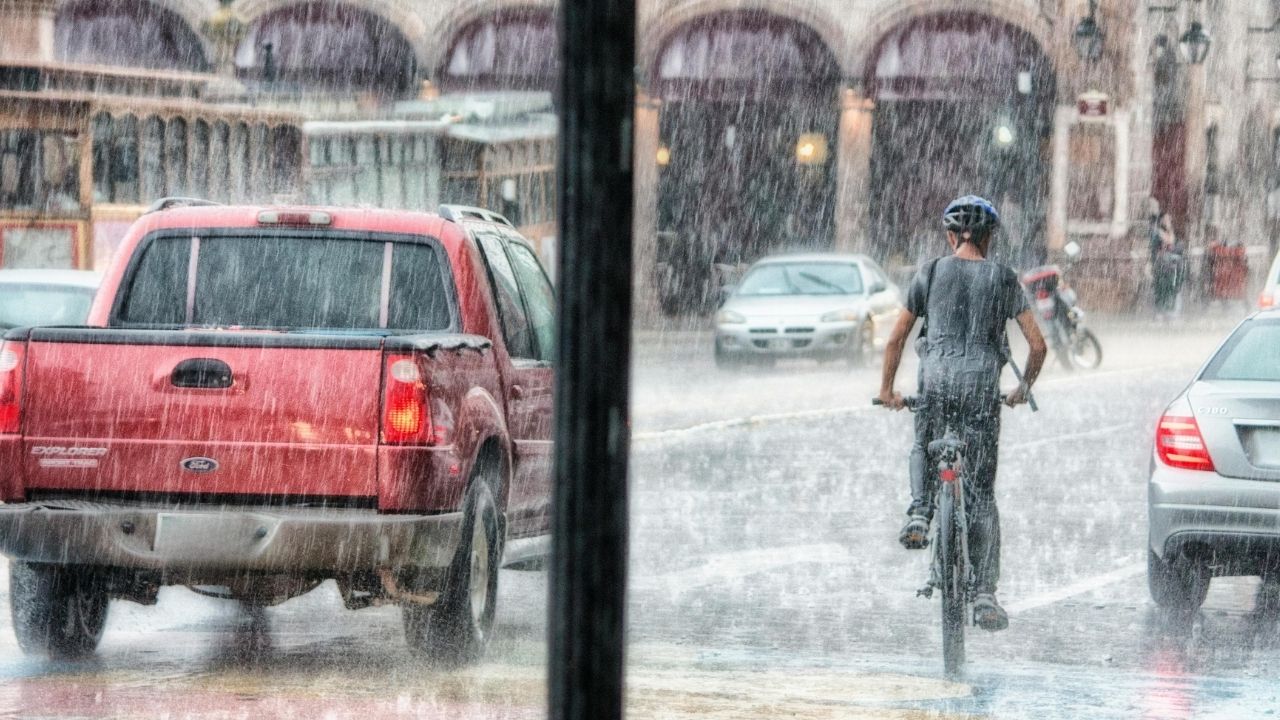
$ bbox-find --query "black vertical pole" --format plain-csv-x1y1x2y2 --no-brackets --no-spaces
550,0,634,718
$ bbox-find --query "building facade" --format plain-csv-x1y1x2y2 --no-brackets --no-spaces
2,0,1277,315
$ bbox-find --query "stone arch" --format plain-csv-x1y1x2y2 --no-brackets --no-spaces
435,3,556,91
425,0,554,80
640,0,848,83
234,1,418,94
236,0,429,66
851,0,1058,93
54,0,211,71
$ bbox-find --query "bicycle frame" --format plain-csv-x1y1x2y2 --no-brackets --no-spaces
926,426,975,678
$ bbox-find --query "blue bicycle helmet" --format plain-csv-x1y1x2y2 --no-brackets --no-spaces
942,195,1001,232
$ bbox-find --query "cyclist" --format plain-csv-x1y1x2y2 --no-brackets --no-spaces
877,195,1047,631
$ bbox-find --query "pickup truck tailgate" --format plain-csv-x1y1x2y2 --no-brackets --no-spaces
22,332,382,499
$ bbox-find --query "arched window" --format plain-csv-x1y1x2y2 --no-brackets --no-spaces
165,118,188,197
55,0,207,71
229,123,249,203
141,117,166,201
237,3,415,96
866,13,1050,103
654,11,838,102
441,8,556,91
209,122,231,202
92,113,140,203
191,120,210,198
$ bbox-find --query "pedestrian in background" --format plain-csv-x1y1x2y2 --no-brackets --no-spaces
1152,212,1184,321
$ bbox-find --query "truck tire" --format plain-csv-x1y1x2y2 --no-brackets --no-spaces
10,562,108,659
403,477,502,666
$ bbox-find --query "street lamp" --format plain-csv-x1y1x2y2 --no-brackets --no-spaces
1073,0,1104,62
1179,21,1211,65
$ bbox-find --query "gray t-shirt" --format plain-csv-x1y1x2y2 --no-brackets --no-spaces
907,255,1028,391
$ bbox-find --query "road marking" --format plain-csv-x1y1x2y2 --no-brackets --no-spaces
1004,560,1145,616
634,364,1180,443
1006,422,1137,451
633,543,851,591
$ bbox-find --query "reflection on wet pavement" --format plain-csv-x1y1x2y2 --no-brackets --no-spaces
4,321,1279,718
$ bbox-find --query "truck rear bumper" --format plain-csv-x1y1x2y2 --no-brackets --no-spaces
0,499,464,573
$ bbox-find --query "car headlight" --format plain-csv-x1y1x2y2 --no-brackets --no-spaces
820,308,861,323
716,309,747,324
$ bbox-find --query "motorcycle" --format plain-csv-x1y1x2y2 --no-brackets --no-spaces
1020,241,1103,370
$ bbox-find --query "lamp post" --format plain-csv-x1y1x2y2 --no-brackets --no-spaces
1073,0,1104,62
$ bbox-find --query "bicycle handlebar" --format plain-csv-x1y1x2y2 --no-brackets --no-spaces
872,395,1024,412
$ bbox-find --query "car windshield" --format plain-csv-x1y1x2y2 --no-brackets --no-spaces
0,284,95,328
1202,320,1280,382
736,263,863,296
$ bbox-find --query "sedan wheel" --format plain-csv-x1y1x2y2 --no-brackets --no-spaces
847,321,874,369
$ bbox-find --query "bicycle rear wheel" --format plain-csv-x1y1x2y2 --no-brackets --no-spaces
1068,328,1103,370
937,483,966,677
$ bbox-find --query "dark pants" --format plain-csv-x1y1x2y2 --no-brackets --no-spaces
907,387,1003,594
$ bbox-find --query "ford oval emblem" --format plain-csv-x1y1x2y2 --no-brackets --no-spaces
180,457,219,473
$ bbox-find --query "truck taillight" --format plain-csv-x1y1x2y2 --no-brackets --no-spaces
0,341,25,434
1260,291,1276,309
1155,400,1215,472
381,354,433,445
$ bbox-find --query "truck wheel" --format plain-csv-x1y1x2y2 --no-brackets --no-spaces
1148,550,1209,612
403,477,502,666
10,562,108,659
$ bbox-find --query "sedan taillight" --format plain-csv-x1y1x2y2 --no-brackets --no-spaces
1156,400,1215,472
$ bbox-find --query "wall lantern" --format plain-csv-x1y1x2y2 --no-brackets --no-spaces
1073,0,1104,62
655,144,671,166
795,133,828,165
1179,21,1211,65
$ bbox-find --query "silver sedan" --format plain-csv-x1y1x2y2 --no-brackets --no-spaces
1148,309,1280,610
714,253,903,369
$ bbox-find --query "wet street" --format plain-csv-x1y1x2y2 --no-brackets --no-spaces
3,317,1277,719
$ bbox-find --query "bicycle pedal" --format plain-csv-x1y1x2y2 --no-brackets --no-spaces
916,586,934,599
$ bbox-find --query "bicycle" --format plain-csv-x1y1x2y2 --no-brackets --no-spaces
874,393,1026,677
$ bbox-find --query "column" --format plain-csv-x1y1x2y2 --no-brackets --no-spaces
834,87,874,253
632,91,662,326
1048,105,1075,253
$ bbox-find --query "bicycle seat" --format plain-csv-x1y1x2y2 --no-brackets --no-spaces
928,437,967,455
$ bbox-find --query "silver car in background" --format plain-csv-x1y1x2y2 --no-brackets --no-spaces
0,269,101,329
1148,309,1280,610
714,253,903,369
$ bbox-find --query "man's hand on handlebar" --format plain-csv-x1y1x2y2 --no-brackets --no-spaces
1004,384,1031,407
877,389,906,411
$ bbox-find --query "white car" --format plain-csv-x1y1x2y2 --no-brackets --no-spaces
1260,249,1280,310
1148,309,1280,610
714,253,903,369
0,269,101,329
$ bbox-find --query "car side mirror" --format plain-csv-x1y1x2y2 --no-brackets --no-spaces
870,280,887,294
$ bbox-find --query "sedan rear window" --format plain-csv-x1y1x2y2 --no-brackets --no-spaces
1203,321,1280,381
117,234,453,331
737,263,863,296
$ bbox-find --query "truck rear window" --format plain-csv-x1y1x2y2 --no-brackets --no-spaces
116,235,453,331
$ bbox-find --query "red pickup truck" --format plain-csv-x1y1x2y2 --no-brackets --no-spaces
0,202,555,664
